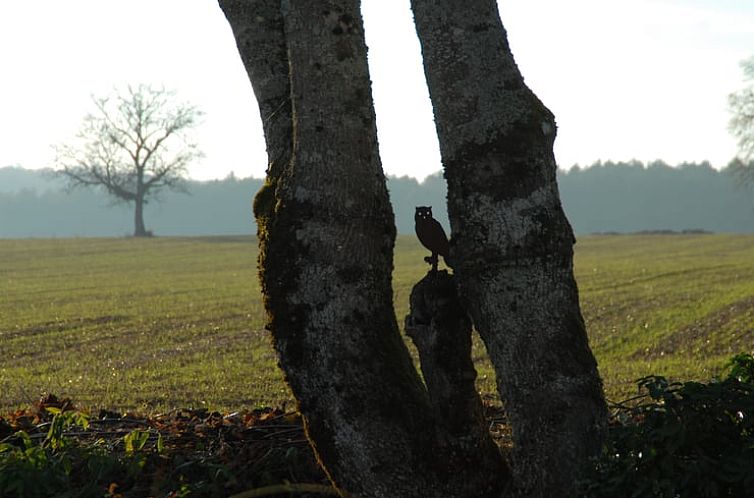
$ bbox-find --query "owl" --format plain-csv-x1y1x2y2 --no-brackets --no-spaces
415,206,449,272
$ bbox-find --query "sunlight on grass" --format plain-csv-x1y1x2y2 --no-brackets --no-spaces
2,234,754,412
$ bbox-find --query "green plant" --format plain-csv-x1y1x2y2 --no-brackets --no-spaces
0,408,96,497
575,355,754,497
724,353,754,383
0,410,160,497
44,407,89,450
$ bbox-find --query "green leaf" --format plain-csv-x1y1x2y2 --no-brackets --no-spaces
124,430,150,455
156,432,164,454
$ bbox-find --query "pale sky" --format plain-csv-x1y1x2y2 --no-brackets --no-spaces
1,1,752,181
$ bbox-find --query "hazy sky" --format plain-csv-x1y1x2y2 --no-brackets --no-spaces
1,0,753,181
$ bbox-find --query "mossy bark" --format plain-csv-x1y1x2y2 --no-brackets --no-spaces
410,1,609,496
219,1,510,496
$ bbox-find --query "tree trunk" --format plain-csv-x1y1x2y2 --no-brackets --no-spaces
220,2,507,496
133,193,147,237
410,1,608,496
133,164,148,237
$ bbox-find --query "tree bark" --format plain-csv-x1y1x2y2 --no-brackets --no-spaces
272,4,439,493
410,1,608,496
220,2,508,496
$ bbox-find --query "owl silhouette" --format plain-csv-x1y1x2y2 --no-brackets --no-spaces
415,206,449,272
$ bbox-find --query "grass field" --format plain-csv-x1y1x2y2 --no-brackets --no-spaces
2,234,754,413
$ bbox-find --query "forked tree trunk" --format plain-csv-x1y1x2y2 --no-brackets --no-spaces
220,1,507,497
410,1,608,496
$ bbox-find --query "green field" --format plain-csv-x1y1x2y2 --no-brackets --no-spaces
2,234,754,413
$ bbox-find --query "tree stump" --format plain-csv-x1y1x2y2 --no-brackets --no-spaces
405,270,509,491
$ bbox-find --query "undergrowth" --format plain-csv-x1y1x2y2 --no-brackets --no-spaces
575,353,754,498
3,355,754,497
0,395,326,498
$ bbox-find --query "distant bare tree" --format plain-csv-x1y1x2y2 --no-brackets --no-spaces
55,84,203,236
729,56,754,188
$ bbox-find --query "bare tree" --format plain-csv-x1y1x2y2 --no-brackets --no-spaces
220,1,604,496
55,84,203,237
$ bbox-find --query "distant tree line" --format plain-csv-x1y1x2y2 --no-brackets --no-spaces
1,160,754,238
0,169,259,238
557,160,754,234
